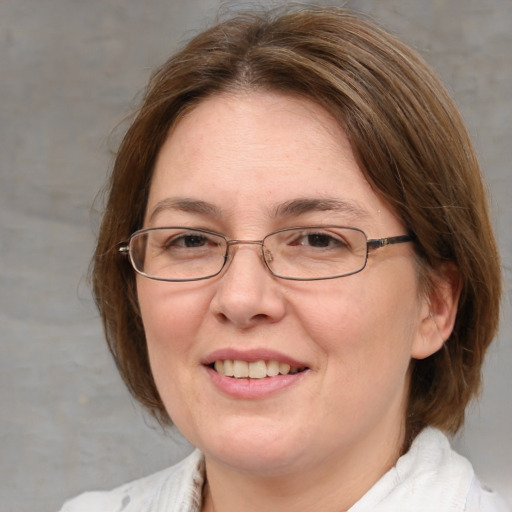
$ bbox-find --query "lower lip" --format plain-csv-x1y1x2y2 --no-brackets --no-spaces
204,365,308,399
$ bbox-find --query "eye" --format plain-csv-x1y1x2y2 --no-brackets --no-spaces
289,230,349,249
151,230,225,263
167,233,210,248
304,233,341,248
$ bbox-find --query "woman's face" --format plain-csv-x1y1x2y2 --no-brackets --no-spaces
137,92,433,477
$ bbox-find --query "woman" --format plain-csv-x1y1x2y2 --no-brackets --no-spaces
61,6,508,511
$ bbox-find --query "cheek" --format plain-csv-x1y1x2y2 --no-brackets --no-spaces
136,280,213,407
137,279,211,349
297,269,422,375
298,275,422,435
136,281,214,423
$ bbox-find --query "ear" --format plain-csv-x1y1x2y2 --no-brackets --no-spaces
412,263,462,360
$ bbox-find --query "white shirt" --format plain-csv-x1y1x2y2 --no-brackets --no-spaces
59,428,510,511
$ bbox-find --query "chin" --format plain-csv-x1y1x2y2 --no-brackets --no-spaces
207,442,304,475
193,418,311,474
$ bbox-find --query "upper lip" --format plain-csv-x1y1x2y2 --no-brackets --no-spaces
202,348,309,369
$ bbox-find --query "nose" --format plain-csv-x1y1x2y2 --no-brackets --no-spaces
210,242,286,329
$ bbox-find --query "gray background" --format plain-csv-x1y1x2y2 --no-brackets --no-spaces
1,1,511,511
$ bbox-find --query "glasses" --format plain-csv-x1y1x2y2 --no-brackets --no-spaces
119,226,413,282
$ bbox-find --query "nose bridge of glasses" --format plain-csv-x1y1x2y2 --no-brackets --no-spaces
225,239,271,265
227,239,265,247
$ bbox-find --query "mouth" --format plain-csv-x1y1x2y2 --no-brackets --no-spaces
209,359,309,379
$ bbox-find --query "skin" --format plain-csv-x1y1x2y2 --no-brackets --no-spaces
137,91,458,512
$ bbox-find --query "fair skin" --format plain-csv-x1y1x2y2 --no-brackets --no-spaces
137,91,458,512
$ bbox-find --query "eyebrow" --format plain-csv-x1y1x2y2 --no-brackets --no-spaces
148,197,222,222
271,197,371,220
148,196,371,223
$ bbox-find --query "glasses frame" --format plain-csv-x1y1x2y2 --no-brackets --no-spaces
119,225,414,282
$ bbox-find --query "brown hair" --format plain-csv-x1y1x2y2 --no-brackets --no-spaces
92,6,501,439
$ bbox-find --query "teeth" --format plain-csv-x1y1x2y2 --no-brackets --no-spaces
214,360,224,374
249,360,267,379
233,360,249,378
223,360,234,377
212,359,304,379
266,360,280,377
279,362,291,374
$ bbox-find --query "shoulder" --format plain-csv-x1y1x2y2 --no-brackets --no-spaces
466,478,511,512
407,429,510,511
58,449,205,512
350,428,510,512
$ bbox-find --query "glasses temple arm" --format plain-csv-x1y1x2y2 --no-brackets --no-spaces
367,234,414,251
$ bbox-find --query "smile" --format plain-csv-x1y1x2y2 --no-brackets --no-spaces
211,359,308,379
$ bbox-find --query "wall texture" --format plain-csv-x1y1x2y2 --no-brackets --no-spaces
1,1,510,510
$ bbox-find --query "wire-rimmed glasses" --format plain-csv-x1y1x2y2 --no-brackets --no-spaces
119,226,413,282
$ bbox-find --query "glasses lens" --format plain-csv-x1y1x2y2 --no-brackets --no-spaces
129,228,226,281
264,227,368,280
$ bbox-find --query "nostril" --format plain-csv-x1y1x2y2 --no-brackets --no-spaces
251,313,271,323
214,311,230,324
214,310,270,328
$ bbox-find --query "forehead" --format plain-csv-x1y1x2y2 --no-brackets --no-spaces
146,92,401,233
160,91,349,167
